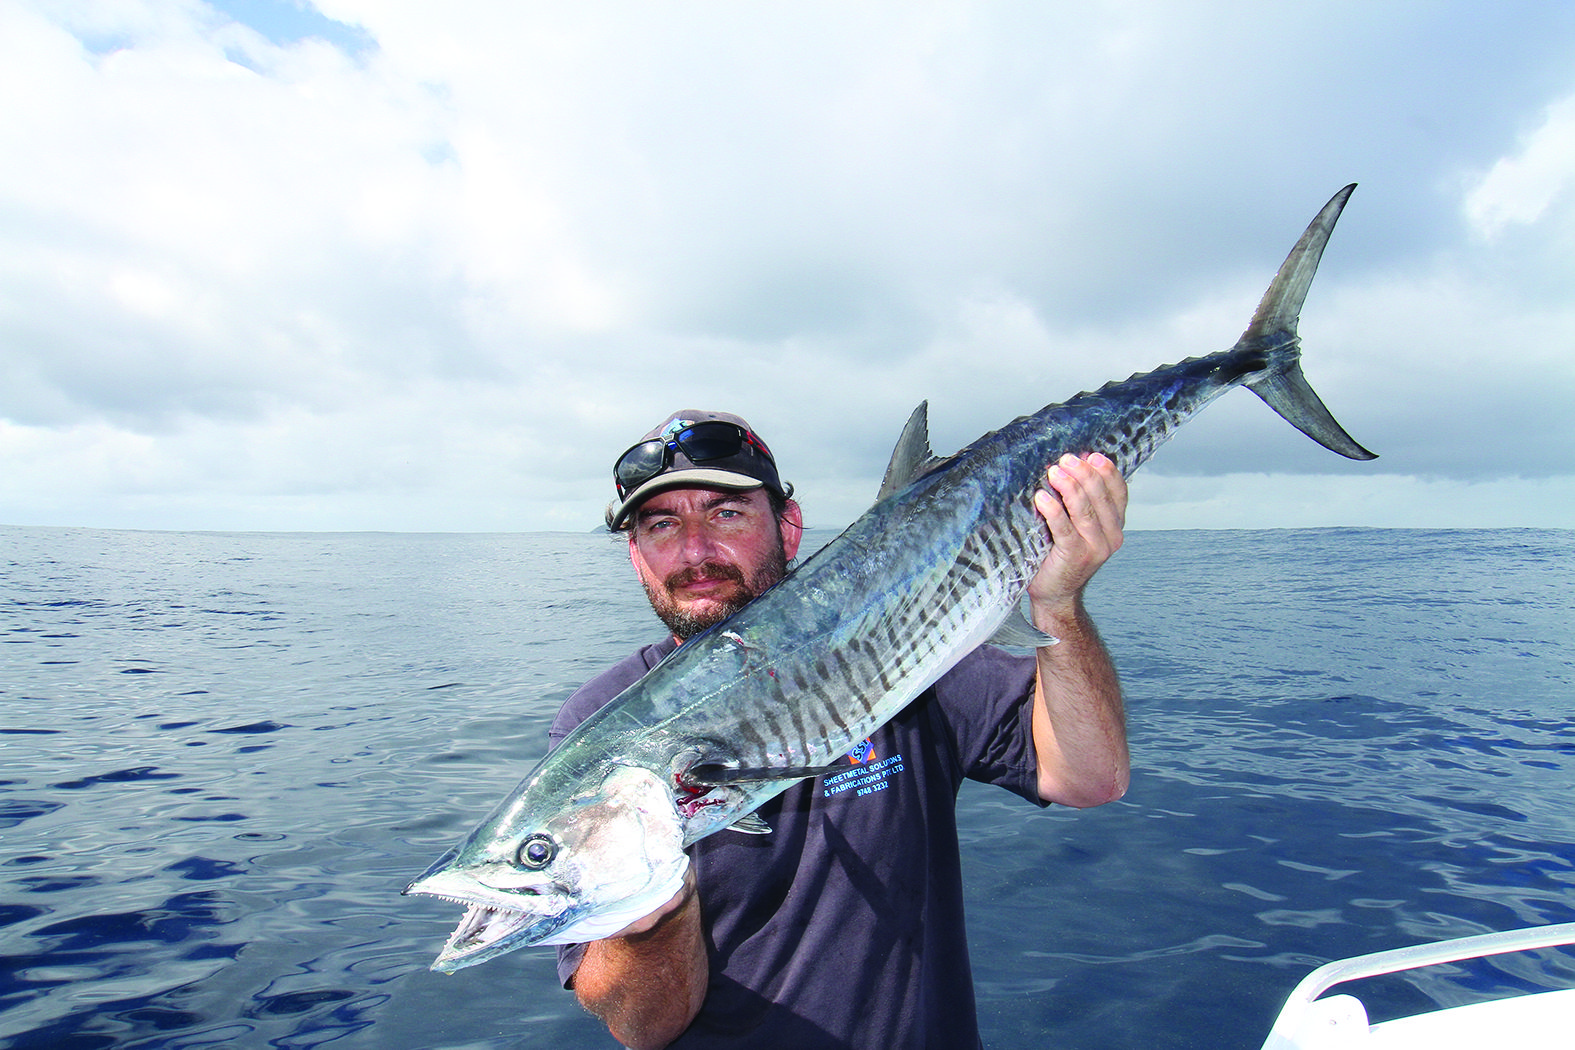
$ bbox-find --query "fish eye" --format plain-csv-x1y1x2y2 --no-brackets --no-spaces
517,833,556,870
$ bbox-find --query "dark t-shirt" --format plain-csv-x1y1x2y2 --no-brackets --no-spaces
549,638,1045,1050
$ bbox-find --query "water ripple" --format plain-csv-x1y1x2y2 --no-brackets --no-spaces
3,526,1573,1050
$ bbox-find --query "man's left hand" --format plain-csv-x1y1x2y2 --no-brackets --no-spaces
1028,452,1128,613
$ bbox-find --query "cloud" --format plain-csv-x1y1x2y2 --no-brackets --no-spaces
1466,94,1575,236
1,1,1574,531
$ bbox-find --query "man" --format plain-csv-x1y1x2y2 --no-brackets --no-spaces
549,410,1130,1050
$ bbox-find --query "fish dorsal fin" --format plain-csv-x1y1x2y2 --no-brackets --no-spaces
987,605,1060,650
876,401,942,502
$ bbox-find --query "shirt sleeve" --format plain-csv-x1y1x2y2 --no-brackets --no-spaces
549,638,678,746
931,645,1047,806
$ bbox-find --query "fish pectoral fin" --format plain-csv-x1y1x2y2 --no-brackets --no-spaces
729,812,773,835
987,606,1059,650
686,762,844,786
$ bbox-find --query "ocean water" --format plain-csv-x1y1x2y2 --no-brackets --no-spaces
2,525,1573,1049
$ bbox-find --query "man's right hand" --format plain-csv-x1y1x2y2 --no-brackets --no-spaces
574,863,707,1050
610,864,697,939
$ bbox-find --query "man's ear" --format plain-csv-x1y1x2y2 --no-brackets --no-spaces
780,499,805,562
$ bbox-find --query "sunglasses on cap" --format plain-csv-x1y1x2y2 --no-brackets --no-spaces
613,420,779,501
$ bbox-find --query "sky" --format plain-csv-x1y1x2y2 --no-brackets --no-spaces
2,1,1574,534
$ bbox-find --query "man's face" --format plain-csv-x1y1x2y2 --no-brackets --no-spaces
627,487,803,641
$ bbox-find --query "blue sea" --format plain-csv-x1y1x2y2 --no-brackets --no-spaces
3,525,1573,1049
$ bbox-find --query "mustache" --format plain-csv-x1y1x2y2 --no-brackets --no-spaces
665,562,748,591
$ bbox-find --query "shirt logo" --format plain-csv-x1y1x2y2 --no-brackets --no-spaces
847,737,877,764
823,738,906,800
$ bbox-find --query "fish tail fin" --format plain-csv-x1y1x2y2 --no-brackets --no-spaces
1238,183,1378,461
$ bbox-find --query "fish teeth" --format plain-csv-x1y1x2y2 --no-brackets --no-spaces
427,892,526,914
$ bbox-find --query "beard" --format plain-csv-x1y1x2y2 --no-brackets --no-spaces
643,546,789,641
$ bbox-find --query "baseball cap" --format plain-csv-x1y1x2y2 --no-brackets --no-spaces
606,410,791,530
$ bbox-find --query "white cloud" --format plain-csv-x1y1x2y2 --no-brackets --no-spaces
1466,94,1575,236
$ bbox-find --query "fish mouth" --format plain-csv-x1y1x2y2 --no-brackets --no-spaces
410,886,570,972
430,899,555,973
405,865,570,972
407,859,690,969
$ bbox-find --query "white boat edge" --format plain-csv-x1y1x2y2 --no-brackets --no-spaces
1260,922,1575,1050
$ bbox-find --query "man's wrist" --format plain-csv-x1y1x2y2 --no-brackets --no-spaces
1029,591,1087,634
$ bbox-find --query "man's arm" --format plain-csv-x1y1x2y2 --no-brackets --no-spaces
570,866,707,1050
1026,453,1131,807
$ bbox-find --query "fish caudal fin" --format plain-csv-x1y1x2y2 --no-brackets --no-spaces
1238,184,1378,462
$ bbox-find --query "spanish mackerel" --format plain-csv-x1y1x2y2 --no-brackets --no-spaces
406,185,1376,972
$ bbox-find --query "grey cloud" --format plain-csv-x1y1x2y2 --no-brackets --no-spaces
2,1,1573,530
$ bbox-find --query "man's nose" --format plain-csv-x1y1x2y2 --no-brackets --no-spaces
677,521,722,562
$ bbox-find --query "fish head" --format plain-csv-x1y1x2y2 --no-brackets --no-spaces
404,763,687,972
